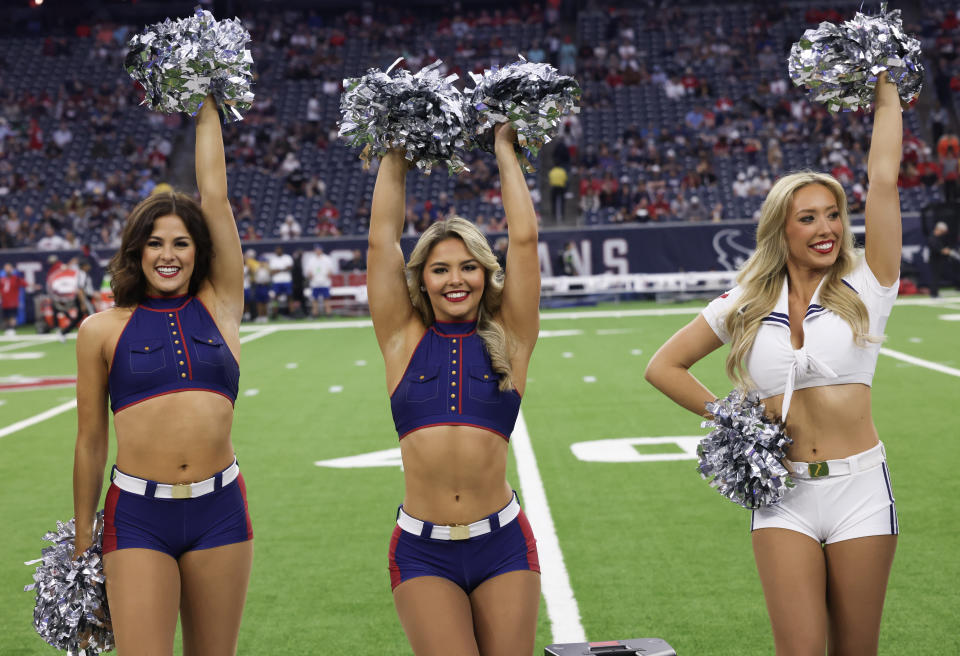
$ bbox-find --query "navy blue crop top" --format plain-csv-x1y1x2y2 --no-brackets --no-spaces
390,320,521,441
108,295,239,413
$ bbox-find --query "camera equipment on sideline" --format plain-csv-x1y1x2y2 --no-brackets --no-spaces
545,638,677,655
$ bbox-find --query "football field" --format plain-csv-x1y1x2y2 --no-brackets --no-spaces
2,297,959,655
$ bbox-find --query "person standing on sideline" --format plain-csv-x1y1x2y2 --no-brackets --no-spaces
1,262,30,336
645,73,904,655
927,220,957,297
548,163,568,222
306,245,336,317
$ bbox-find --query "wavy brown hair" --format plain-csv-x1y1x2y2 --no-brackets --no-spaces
405,217,514,391
109,192,212,307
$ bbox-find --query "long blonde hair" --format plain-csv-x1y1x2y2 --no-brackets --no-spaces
724,171,877,387
405,217,513,391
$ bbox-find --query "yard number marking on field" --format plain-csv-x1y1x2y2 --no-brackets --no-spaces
571,437,702,463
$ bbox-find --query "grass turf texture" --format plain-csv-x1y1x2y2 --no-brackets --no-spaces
0,298,957,654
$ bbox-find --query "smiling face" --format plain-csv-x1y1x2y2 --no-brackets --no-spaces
784,183,843,272
422,237,486,322
140,214,195,296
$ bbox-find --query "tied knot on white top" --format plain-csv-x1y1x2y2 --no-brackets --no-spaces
781,346,838,421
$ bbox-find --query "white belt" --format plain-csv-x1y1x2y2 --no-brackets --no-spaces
397,493,521,540
785,443,885,479
111,459,240,499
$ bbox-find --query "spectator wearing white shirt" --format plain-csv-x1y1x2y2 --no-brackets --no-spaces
732,172,751,198
305,245,337,317
268,245,294,318
279,214,302,240
37,223,69,250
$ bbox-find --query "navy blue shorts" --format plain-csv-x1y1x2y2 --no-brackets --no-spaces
311,286,331,299
103,465,253,558
271,282,292,297
388,496,539,593
254,285,270,303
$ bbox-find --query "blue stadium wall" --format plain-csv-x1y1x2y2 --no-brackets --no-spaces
0,215,932,289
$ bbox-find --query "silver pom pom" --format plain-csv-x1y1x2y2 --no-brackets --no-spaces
465,57,581,170
698,390,794,510
788,2,923,112
339,58,469,175
125,6,255,122
24,513,113,655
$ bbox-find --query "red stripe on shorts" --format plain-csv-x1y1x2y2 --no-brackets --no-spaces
102,484,121,554
236,472,254,540
516,509,540,573
388,525,403,590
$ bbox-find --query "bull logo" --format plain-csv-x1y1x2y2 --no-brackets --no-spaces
712,228,754,271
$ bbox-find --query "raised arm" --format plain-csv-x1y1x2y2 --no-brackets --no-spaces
196,96,244,321
496,124,540,352
72,316,111,556
644,315,724,417
367,151,419,357
863,72,903,287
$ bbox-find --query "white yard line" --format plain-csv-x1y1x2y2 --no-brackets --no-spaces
0,399,77,440
512,409,586,644
879,348,960,378
239,327,278,344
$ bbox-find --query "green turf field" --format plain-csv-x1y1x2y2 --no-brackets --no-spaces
2,297,959,655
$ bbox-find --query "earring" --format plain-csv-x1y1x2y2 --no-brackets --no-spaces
420,285,426,291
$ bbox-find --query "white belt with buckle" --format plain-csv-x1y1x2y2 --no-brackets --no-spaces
786,443,885,479
397,493,521,540
111,459,240,499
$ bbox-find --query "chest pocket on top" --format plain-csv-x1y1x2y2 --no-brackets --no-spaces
468,365,500,403
129,339,165,374
192,334,224,365
405,366,440,403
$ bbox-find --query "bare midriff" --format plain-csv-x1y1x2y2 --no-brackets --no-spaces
113,391,236,483
399,424,513,525
761,383,879,462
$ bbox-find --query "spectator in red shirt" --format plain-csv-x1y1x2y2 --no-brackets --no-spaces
1,262,30,336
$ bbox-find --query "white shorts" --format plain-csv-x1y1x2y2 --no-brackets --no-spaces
751,442,898,545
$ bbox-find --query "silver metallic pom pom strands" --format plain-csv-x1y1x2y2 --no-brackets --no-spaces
465,56,581,171
125,6,255,122
698,390,794,510
788,2,923,113
24,513,113,655
339,58,469,175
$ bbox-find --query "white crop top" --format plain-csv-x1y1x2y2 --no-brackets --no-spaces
702,257,898,419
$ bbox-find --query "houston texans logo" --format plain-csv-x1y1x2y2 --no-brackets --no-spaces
712,229,754,271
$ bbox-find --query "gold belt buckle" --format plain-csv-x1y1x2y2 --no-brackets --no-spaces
808,461,830,478
448,524,471,541
170,483,192,499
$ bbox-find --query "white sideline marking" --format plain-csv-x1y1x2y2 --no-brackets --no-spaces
540,329,584,337
243,389,259,396
879,348,960,378
0,341,42,352
315,447,402,469
0,399,77,440
512,409,586,643
0,352,44,360
940,314,960,321
239,328,276,344
286,362,298,369
328,385,343,393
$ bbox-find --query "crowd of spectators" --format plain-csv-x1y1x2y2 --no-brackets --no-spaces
1,1,960,251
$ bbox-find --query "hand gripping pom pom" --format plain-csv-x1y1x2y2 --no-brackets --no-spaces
698,390,794,510
338,58,469,175
125,6,255,122
464,57,581,171
787,2,923,113
24,513,113,655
